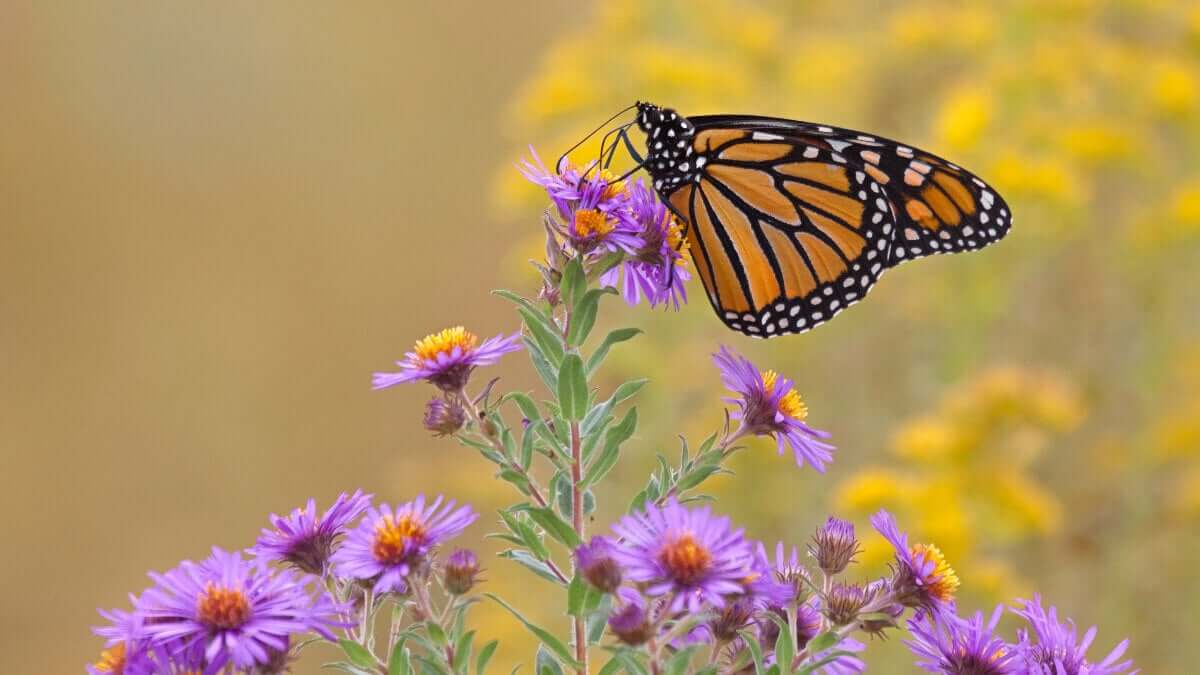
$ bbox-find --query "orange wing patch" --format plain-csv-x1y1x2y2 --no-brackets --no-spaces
776,162,850,191
694,129,747,153
718,142,794,162
762,223,817,299
932,172,977,215
689,185,751,313
783,181,865,228
796,232,847,283
701,179,781,307
922,184,961,226
707,164,801,226
905,199,940,230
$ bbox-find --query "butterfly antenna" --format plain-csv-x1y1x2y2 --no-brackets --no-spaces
555,103,637,174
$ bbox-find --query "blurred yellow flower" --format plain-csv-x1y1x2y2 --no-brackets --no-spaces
936,87,993,151
1149,61,1199,117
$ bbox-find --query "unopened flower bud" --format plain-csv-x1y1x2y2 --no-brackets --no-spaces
423,397,466,437
709,598,755,642
824,582,870,626
608,590,652,646
443,548,481,595
575,537,623,593
809,517,861,576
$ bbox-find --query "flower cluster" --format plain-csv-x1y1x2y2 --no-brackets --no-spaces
520,149,689,309
90,492,479,674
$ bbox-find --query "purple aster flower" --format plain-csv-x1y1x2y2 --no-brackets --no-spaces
575,536,623,593
712,346,835,471
610,498,755,613
331,495,477,594
520,149,642,256
762,542,812,605
608,588,653,646
137,547,340,672
372,326,521,392
905,606,1018,675
254,489,373,575
744,541,796,608
423,397,467,437
599,179,690,309
1014,595,1136,675
809,516,862,575
443,548,481,595
871,509,959,617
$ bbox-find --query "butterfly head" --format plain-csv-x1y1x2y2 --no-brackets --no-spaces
634,102,697,192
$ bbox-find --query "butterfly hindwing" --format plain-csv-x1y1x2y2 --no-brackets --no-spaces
665,128,896,337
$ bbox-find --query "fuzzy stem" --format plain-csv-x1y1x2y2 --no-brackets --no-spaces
570,417,588,675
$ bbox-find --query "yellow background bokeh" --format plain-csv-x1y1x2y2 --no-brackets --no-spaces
2,2,1198,673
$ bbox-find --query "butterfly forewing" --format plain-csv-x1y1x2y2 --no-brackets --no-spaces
688,115,1012,267
667,127,896,337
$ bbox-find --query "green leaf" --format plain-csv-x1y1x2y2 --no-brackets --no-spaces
518,505,582,549
567,573,589,616
567,288,612,346
519,426,537,470
519,308,565,365
498,549,563,585
339,639,376,670
454,630,475,672
773,613,795,674
426,622,448,647
560,257,586,309
492,288,547,317
666,646,700,675
524,338,558,390
535,645,565,675
556,354,588,420
583,407,637,489
476,640,499,675
585,327,642,375
610,378,648,406
597,657,623,675
507,392,542,423
674,464,722,492
795,651,856,675
388,639,411,675
739,630,766,675
806,631,838,655
484,593,582,669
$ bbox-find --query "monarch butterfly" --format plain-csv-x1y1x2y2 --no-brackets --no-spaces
591,102,1012,337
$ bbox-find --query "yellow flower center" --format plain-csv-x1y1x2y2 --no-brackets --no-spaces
762,370,808,420
93,641,127,673
666,216,689,265
597,169,626,201
910,543,960,602
372,513,427,565
574,208,614,238
659,533,712,585
413,327,478,362
197,583,252,630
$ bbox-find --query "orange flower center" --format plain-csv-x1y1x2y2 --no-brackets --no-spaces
372,514,428,565
659,533,712,585
573,208,614,238
762,370,808,420
413,327,478,362
92,641,127,673
910,543,960,602
666,216,689,265
197,583,252,630
597,169,626,201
